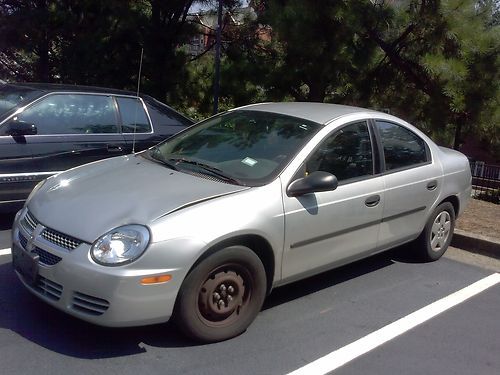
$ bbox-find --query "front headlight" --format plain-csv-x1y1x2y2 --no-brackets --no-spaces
91,225,150,266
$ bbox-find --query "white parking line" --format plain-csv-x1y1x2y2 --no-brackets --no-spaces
0,248,12,256
287,273,500,375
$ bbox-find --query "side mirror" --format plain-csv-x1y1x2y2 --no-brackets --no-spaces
4,120,37,136
287,171,338,197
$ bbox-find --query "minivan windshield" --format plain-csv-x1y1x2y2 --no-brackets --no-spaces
148,110,322,186
0,85,43,116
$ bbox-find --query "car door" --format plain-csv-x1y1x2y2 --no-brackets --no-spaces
12,93,127,174
0,128,37,207
281,120,385,280
374,120,442,250
0,86,47,208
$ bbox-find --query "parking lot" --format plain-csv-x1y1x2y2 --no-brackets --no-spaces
0,213,498,375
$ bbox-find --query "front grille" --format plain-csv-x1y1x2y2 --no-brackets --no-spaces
19,232,28,249
19,232,62,266
72,292,110,316
21,210,38,233
21,210,83,250
41,228,82,250
35,276,63,301
32,247,62,266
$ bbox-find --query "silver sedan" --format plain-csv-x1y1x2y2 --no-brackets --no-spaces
11,102,471,342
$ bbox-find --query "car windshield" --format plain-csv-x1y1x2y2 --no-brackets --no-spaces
148,110,322,186
0,85,44,116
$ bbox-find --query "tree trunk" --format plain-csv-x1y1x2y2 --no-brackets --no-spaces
307,81,326,102
453,115,465,150
36,35,50,81
35,0,50,81
148,0,168,99
146,0,193,100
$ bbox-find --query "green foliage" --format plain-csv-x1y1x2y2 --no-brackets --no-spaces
255,0,392,103
174,54,215,120
0,0,497,157
0,0,195,101
366,0,499,151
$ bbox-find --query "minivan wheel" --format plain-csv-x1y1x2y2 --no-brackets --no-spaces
175,246,266,343
415,202,455,261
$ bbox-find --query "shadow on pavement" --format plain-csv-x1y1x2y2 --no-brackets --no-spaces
0,212,16,231
0,247,414,359
388,242,428,264
0,261,191,359
263,251,395,310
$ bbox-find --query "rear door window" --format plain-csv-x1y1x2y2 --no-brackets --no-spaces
13,94,118,134
116,97,151,133
375,120,428,171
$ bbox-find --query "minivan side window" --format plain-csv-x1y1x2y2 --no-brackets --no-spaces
375,121,428,171
116,97,151,133
305,121,373,182
14,94,117,134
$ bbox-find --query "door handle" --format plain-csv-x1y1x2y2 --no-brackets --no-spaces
107,144,123,153
365,195,380,207
427,180,438,191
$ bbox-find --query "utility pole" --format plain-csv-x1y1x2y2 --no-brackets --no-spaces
213,0,223,115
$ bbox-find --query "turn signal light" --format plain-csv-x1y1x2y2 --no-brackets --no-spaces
141,275,172,285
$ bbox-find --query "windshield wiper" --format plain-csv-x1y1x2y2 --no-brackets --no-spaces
169,157,243,185
148,148,179,171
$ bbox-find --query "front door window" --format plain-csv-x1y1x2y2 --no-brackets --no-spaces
14,94,117,134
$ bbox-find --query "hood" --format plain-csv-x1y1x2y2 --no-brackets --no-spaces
28,155,248,242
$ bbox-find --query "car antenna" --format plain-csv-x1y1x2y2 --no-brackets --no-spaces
132,47,144,155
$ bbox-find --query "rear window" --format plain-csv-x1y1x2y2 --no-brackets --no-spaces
144,97,193,127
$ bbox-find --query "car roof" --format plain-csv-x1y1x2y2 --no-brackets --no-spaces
236,102,380,125
6,82,137,96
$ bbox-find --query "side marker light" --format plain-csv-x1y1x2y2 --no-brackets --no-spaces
141,275,172,285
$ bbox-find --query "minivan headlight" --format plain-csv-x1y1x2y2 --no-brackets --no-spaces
91,225,150,266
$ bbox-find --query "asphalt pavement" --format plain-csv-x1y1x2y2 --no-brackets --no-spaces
0,214,498,375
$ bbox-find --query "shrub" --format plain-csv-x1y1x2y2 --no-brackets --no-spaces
475,189,500,204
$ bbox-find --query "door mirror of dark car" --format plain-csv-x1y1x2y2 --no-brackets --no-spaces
287,171,338,197
4,120,37,136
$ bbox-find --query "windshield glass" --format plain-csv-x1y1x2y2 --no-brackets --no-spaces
149,110,322,186
0,85,43,116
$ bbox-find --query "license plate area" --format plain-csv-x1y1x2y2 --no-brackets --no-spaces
12,244,39,285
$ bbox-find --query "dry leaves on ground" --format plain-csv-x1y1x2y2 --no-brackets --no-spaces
456,198,500,240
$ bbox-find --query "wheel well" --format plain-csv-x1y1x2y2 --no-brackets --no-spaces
439,195,460,216
189,235,276,295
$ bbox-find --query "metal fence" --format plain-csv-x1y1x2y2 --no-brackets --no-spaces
469,161,500,203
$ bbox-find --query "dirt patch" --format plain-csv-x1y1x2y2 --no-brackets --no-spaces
456,198,500,240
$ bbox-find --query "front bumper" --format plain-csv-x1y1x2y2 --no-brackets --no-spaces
12,208,191,327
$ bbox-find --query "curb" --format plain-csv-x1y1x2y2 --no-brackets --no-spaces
452,229,500,260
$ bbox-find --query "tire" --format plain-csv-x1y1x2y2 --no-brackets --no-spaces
415,202,456,261
174,246,267,343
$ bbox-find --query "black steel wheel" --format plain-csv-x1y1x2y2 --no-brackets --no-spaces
175,246,267,342
415,202,456,261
